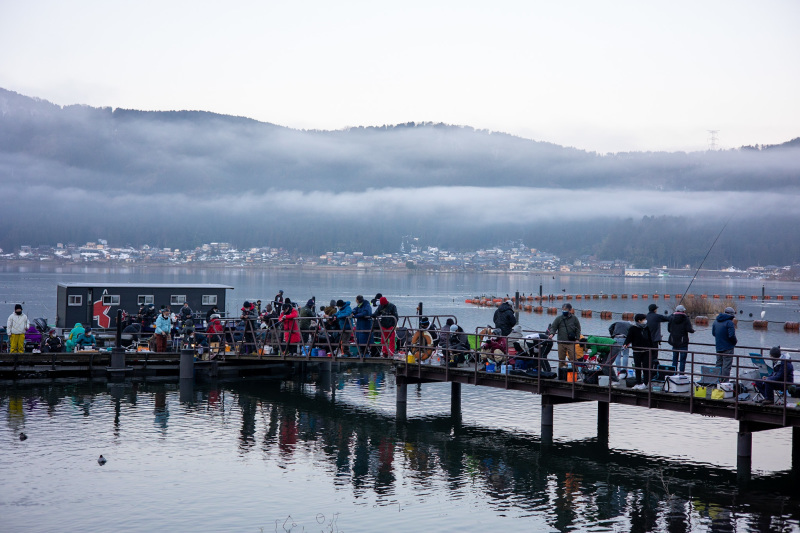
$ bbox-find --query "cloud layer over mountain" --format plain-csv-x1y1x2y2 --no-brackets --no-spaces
1,88,799,266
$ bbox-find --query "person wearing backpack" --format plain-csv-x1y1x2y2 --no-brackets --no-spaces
548,303,581,369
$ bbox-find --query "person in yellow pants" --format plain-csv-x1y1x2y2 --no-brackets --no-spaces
7,304,29,353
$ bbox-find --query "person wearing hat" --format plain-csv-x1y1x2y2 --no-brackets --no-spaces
712,306,738,381
624,313,656,389
755,346,795,404
299,299,316,342
240,301,258,355
278,302,301,354
667,304,695,373
206,305,220,323
370,293,383,307
493,300,517,337
334,300,353,355
371,297,398,357
352,295,373,355
645,303,669,346
154,307,172,352
6,304,29,353
273,290,284,310
548,303,581,369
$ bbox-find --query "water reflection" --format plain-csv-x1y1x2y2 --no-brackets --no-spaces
3,373,798,532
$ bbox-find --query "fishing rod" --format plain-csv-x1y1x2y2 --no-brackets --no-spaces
678,218,730,306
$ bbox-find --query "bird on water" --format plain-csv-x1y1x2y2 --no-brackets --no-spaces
98,455,107,465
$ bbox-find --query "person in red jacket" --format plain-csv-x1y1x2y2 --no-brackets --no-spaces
278,302,301,354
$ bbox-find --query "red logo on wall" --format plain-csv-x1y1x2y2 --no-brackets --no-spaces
93,290,112,328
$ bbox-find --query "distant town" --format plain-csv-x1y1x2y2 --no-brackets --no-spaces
1,238,798,280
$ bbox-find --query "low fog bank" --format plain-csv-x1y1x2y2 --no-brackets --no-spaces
1,183,796,268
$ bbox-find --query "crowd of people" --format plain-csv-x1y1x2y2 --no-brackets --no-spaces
2,294,796,404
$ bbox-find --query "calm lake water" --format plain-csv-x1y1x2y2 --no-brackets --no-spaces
2,265,800,532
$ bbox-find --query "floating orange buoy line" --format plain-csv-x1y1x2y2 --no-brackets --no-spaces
466,293,798,306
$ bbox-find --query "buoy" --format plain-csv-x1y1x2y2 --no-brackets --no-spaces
601,294,608,299
738,295,746,299
465,299,472,304
592,294,599,299
663,294,670,299
524,304,532,312
652,294,659,299
621,294,628,299
725,295,734,299
753,320,768,329
600,311,613,319
777,295,784,301
642,294,648,299
621,312,635,320
581,310,593,318
712,294,720,299
764,295,771,300
751,295,758,300
694,316,709,326
556,295,563,300
701,294,708,299
534,306,543,313
575,295,583,300
783,322,799,331
526,295,534,302
547,307,558,315
566,295,572,300
792,295,799,300
632,294,638,299
611,294,618,299
687,294,695,299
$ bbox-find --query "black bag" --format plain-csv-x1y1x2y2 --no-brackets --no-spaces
583,369,602,385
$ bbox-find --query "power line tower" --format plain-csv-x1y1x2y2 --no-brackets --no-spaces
707,130,719,151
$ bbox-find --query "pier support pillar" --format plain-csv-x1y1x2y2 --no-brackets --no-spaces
396,381,408,421
541,397,554,447
793,427,800,482
320,360,332,392
737,425,752,486
597,401,609,446
451,382,461,418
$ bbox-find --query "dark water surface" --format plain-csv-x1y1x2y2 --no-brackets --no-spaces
2,265,800,531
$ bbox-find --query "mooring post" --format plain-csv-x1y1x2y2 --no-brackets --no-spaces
320,359,332,392
737,422,752,486
597,401,610,445
179,348,195,380
514,291,520,322
110,309,126,371
541,396,554,447
451,382,461,418
396,380,408,421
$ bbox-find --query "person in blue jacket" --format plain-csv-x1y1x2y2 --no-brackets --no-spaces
335,300,353,355
755,346,795,404
351,295,373,355
711,306,737,381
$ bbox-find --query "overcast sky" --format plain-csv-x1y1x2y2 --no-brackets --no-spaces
1,0,798,153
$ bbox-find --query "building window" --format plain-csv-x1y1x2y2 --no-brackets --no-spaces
68,295,83,306
102,295,121,306
170,295,187,305
138,295,154,306
202,295,218,306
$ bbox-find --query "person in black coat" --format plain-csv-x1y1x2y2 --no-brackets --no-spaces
625,313,655,388
667,304,695,373
493,301,517,336
43,330,63,353
645,303,669,345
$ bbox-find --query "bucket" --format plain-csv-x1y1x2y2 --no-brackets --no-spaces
318,349,327,358
311,348,318,357
500,364,509,374
598,375,610,386
486,363,496,373
407,354,416,364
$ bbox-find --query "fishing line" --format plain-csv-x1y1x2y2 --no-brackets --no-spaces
679,218,730,306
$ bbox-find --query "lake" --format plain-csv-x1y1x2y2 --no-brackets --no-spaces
2,265,799,531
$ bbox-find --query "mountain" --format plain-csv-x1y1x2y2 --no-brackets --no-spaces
1,87,799,266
